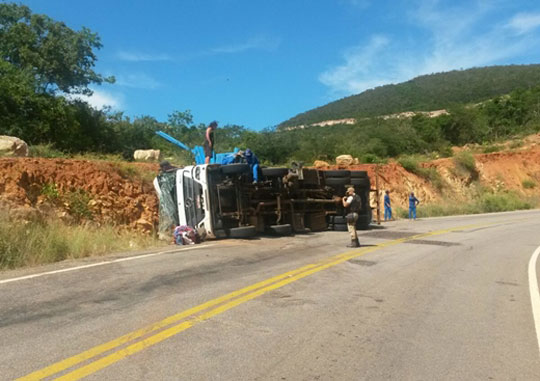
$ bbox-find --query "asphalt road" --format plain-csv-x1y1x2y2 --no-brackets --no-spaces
2,210,540,380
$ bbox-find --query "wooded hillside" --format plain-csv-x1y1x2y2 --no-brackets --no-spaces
279,65,540,128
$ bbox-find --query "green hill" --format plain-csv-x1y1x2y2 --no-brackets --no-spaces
279,64,540,128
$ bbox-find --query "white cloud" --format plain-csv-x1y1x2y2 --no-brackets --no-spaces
115,73,161,89
71,89,123,110
507,12,540,35
211,36,280,54
319,1,540,97
319,36,392,94
116,51,172,62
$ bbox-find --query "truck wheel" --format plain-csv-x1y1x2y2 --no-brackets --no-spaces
261,167,289,177
325,177,350,186
333,215,348,224
221,163,249,175
324,170,350,178
268,224,293,235
350,170,368,178
351,178,370,187
214,229,227,239
333,223,348,231
227,226,257,238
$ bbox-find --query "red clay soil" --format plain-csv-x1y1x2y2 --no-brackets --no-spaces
2,141,540,229
0,158,159,231
318,145,540,209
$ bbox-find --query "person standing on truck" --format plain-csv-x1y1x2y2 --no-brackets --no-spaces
204,121,218,164
342,187,361,248
244,148,260,183
384,190,392,221
408,192,420,220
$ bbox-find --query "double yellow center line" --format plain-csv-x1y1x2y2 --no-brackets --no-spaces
18,222,498,380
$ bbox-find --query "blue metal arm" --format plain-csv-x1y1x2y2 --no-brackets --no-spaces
155,131,193,152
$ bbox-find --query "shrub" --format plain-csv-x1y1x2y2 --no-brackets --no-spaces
41,183,60,202
398,155,420,173
482,145,502,153
28,144,67,158
509,140,524,149
65,189,92,221
522,178,537,189
453,151,478,177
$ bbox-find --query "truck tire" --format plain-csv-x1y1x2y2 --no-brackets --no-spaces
324,170,350,178
221,163,250,175
333,215,348,224
356,214,372,230
325,177,350,186
261,167,289,177
333,223,348,231
268,224,293,235
351,178,370,187
227,226,257,238
350,170,368,178
214,229,227,239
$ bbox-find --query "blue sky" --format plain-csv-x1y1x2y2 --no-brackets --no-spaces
15,0,540,130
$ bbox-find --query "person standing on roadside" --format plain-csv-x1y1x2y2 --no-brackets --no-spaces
408,192,420,220
384,190,392,221
204,121,218,164
342,187,361,248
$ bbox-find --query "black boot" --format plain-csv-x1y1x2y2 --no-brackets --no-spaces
347,238,360,248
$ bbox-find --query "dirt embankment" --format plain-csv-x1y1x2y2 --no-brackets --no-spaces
323,145,540,210
2,138,540,229
0,158,159,231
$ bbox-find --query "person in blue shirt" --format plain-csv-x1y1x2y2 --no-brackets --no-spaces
384,190,392,221
244,148,260,183
408,192,420,220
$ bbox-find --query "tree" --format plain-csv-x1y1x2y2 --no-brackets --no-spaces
0,3,114,95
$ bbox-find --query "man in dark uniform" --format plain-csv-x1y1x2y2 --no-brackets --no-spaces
342,187,361,248
204,121,218,164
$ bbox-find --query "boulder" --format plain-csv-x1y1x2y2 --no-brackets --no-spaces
336,154,354,167
313,160,330,168
0,136,28,157
133,149,160,161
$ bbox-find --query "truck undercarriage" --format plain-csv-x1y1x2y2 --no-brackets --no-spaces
154,164,372,239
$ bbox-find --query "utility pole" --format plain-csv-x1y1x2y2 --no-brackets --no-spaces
375,164,381,225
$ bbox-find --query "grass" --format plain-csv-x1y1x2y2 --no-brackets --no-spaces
397,155,446,190
393,191,535,219
481,144,503,153
111,162,157,183
452,151,478,178
28,144,67,158
0,214,165,269
522,178,537,189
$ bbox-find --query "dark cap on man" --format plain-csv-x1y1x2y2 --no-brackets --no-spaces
209,121,218,128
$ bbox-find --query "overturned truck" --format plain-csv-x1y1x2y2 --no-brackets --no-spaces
154,163,372,239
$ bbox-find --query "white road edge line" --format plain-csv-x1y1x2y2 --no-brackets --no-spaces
528,244,540,356
0,244,216,285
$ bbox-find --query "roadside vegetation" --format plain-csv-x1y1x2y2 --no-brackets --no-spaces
0,213,164,269
394,191,536,219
